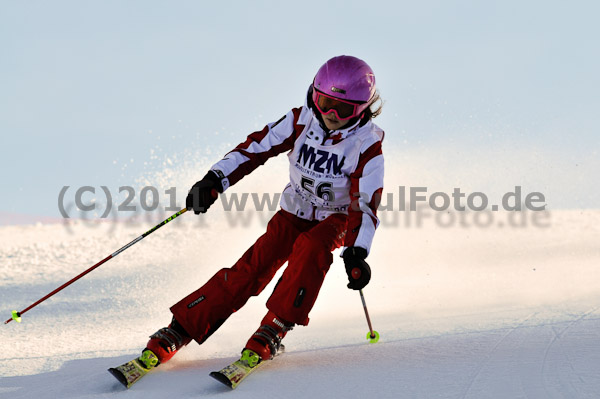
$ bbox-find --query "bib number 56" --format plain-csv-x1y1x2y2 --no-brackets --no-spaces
301,176,335,201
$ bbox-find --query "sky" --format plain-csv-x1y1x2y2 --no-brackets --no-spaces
1,0,599,222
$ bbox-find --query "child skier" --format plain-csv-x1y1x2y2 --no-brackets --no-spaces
136,55,384,375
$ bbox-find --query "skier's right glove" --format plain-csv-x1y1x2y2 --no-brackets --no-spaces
185,171,222,214
343,247,371,290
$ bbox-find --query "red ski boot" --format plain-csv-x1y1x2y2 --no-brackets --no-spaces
244,310,294,362
144,318,192,365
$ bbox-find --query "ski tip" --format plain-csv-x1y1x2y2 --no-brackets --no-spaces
209,371,233,389
108,367,129,389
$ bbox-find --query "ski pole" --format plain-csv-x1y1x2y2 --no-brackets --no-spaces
5,207,189,324
359,289,379,343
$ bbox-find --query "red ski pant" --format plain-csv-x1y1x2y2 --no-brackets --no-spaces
170,209,348,344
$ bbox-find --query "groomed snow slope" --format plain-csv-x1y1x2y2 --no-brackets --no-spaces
1,209,599,398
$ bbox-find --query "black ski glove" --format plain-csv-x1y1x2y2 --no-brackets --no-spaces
186,171,222,214
343,247,371,290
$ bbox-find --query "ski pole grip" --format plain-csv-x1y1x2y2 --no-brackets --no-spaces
351,267,362,279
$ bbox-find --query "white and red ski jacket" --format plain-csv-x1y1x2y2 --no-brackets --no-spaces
210,97,384,256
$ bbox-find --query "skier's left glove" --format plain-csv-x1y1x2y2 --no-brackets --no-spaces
186,171,222,214
343,247,371,290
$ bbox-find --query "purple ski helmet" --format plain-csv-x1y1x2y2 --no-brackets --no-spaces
312,55,376,119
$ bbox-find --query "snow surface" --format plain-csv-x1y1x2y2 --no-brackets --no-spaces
1,204,599,398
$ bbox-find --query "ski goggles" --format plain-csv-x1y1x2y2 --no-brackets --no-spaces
313,89,365,120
